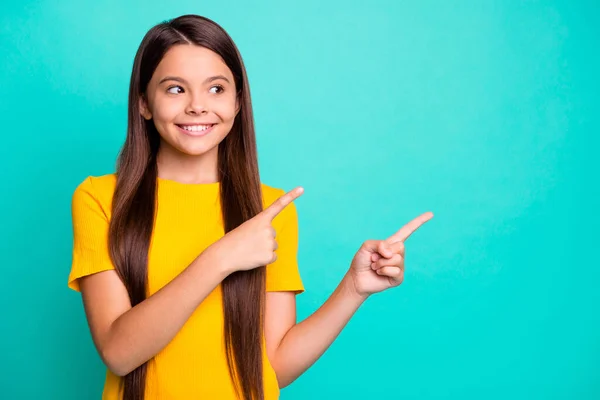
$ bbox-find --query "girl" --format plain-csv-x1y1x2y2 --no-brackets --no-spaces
68,14,433,400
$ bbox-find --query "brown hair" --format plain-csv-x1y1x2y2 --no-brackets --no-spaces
108,14,265,400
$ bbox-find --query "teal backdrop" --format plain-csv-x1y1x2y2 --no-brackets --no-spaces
1,1,598,399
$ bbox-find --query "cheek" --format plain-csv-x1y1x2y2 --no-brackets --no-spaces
214,96,239,122
152,100,182,124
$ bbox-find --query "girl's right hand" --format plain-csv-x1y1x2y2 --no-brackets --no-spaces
203,187,304,275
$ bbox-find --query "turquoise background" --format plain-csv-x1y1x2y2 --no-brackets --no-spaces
1,0,598,399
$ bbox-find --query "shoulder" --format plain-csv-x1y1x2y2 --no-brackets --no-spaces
74,173,117,194
260,183,285,205
72,173,117,217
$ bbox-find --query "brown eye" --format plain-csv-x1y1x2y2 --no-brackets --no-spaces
209,85,224,94
167,85,184,94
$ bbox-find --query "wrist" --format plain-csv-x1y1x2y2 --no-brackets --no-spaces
196,247,233,281
341,272,370,303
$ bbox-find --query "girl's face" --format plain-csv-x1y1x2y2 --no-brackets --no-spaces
140,44,239,159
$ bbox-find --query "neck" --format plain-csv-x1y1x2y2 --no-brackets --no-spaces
156,141,219,184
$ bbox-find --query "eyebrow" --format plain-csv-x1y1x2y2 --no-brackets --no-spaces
158,75,231,85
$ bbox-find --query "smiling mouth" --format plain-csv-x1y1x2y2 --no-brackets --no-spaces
176,123,216,133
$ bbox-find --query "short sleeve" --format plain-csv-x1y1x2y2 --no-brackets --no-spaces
67,177,115,292
265,189,304,294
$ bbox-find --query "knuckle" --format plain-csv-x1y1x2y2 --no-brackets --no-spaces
262,251,272,264
275,198,285,210
362,240,375,249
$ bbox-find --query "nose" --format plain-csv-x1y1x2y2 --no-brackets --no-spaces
185,94,207,116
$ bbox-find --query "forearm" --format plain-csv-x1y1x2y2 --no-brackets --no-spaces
272,273,367,387
101,252,227,376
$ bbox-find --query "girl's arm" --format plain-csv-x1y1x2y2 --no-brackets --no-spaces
80,188,304,377
266,273,366,388
267,213,433,388
80,251,226,377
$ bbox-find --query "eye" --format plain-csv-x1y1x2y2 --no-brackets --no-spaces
209,85,224,94
167,85,184,94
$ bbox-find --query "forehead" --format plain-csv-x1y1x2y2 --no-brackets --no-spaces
152,44,233,83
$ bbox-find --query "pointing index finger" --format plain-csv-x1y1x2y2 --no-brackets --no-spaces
262,187,304,221
387,211,434,243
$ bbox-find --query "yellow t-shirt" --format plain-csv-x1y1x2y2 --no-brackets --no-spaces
67,174,304,399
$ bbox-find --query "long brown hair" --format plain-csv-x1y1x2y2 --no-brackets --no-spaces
108,15,265,400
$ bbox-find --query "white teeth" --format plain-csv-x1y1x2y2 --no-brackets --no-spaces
181,124,213,132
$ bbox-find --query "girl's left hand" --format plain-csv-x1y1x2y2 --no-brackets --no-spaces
348,212,434,297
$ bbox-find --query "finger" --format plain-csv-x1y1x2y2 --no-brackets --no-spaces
377,241,404,259
371,242,404,262
262,187,304,221
371,254,403,270
386,241,405,256
377,241,393,258
387,212,434,243
362,240,383,253
376,266,403,280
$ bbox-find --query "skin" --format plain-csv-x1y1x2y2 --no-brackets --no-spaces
79,43,434,388
140,44,240,184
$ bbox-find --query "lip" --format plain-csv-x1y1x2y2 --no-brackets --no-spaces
175,123,217,137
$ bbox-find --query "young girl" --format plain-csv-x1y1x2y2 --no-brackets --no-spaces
68,14,433,400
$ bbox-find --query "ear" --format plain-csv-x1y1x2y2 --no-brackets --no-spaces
235,92,241,115
139,95,152,120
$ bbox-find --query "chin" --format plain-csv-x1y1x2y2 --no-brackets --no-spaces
178,144,218,157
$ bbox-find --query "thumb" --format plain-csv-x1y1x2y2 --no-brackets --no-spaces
377,241,393,258
362,240,392,258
